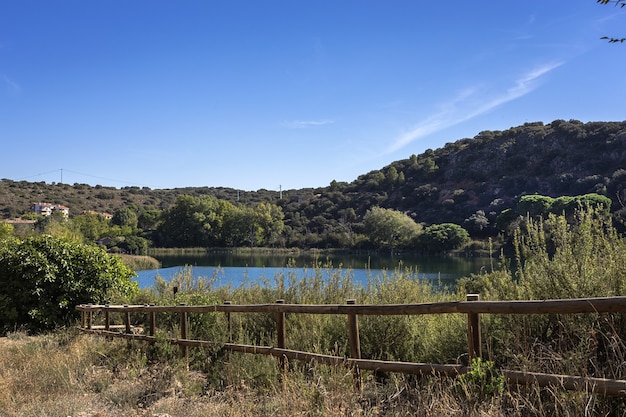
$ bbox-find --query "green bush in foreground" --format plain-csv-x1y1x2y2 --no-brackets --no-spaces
0,235,138,334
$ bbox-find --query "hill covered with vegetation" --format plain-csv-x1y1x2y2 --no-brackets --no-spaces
2,119,626,251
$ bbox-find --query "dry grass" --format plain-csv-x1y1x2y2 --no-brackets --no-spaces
116,254,161,271
1,330,625,417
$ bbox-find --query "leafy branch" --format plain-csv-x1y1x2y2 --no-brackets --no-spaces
598,0,626,42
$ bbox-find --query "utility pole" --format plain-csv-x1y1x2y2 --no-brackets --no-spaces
279,185,282,200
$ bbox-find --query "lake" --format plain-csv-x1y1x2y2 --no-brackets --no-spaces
134,252,492,289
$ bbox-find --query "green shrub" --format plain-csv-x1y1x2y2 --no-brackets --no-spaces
458,357,505,400
458,207,626,376
419,223,471,253
0,235,138,333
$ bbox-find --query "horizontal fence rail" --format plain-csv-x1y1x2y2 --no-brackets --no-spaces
77,296,626,315
76,295,626,396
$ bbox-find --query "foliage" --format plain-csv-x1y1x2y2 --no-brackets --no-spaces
71,213,111,242
512,208,626,299
464,210,490,236
419,223,470,253
0,235,138,333
516,193,611,220
461,207,626,300
362,206,421,250
458,207,626,381
599,0,626,43
130,261,465,364
357,269,465,363
0,222,14,240
156,195,285,248
516,195,554,218
34,211,84,242
111,207,138,229
3,328,626,416
458,358,505,400
113,235,149,255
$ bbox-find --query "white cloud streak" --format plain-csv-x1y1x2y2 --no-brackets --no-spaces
1,74,20,94
387,62,564,153
281,119,334,129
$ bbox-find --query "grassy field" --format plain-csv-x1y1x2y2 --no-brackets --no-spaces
0,330,608,417
3,329,621,417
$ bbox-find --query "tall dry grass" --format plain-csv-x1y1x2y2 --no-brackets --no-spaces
2,329,623,416
115,254,160,271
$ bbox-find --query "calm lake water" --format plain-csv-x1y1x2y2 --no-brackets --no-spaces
134,252,492,289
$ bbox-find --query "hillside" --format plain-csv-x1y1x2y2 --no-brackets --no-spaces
2,119,626,241
342,119,626,227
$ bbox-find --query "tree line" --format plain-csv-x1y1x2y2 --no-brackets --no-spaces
3,190,613,257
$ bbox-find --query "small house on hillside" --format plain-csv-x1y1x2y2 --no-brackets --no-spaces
32,202,69,217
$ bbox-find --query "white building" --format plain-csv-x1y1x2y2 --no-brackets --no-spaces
32,203,69,217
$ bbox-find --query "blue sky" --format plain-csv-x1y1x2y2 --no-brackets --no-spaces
1,1,625,191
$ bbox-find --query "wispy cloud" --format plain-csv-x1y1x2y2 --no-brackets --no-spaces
1,74,20,95
281,119,334,129
386,62,564,153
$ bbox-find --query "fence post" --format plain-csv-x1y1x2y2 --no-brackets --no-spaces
123,305,131,334
466,294,482,362
87,303,93,330
149,304,156,337
347,299,362,390
104,305,110,331
224,301,233,342
276,299,287,373
179,303,188,358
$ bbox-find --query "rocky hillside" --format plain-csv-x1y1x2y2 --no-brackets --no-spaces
338,120,626,226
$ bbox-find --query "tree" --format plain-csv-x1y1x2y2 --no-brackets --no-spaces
116,235,149,255
255,203,285,247
362,207,422,251
222,205,259,247
464,210,490,236
35,211,83,242
419,223,470,253
0,235,138,333
517,195,554,218
71,213,110,242
157,195,233,247
138,208,161,231
386,166,399,184
112,207,138,229
0,223,14,240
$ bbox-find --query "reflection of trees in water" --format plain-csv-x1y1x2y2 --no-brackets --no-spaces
155,253,488,277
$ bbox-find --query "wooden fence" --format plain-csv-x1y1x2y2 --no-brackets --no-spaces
76,295,626,396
